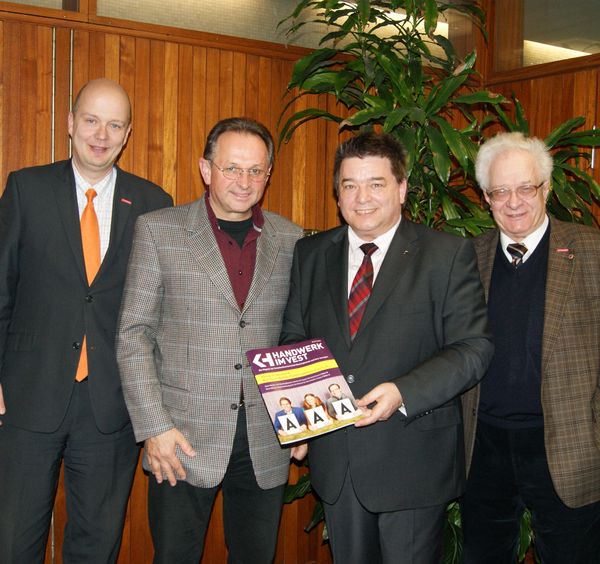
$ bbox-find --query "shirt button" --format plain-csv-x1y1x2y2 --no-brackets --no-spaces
238,270,243,276
230,403,239,410
72,342,80,350
346,374,355,384
234,363,243,370
239,320,246,328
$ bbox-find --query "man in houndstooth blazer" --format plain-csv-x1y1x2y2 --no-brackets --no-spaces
116,118,302,563
461,132,600,563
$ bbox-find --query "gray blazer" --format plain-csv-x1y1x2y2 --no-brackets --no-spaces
116,196,302,489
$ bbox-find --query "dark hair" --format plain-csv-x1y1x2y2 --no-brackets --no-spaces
279,397,291,405
328,383,341,392
333,132,407,193
203,117,275,166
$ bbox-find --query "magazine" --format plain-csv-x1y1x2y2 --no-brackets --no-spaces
246,338,364,445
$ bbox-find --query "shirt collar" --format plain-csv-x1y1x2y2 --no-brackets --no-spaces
500,214,549,263
347,218,401,256
72,162,115,198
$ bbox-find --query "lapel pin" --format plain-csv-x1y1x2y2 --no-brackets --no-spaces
403,249,409,255
120,198,132,205
555,248,574,260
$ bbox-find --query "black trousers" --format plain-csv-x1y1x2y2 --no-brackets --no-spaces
0,379,139,564
461,420,600,564
148,405,285,564
323,468,446,564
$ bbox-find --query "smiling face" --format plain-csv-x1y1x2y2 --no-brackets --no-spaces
337,156,407,241
279,399,292,413
304,394,316,407
199,131,270,221
484,149,549,242
68,79,132,184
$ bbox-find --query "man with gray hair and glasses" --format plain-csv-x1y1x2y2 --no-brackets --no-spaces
461,131,600,563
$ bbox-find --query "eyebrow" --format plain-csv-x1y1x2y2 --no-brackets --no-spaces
341,176,386,183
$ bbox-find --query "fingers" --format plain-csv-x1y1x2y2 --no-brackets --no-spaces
354,383,402,428
145,428,195,486
290,443,308,461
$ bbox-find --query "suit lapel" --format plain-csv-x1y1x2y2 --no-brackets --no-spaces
475,230,499,300
95,167,132,283
186,198,240,311
542,218,575,372
325,228,351,348
51,161,88,285
243,217,279,314
357,220,418,336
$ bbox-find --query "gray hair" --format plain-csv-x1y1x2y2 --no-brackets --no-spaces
475,131,553,191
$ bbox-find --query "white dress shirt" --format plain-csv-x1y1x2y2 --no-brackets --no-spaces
499,215,549,264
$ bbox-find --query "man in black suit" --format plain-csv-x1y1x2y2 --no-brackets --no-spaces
0,78,172,563
281,132,493,563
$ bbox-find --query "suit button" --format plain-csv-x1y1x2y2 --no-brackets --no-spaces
72,342,80,350
346,374,355,384
234,363,243,370
230,403,239,410
85,295,93,303
239,320,246,328
472,408,477,416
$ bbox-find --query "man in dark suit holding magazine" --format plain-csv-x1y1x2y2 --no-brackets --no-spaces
281,132,493,563
0,78,172,563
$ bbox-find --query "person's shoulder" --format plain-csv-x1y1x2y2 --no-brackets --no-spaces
116,167,172,206
263,210,303,237
8,160,69,182
296,225,346,252
405,220,473,251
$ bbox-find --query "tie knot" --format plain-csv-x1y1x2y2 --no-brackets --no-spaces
85,188,97,204
360,243,378,257
507,242,527,265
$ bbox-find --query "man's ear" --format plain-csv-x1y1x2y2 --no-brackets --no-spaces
199,158,211,186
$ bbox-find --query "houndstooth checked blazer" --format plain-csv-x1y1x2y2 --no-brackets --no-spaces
116,196,302,489
462,217,600,508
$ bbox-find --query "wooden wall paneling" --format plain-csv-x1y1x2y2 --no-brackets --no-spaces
34,25,53,165
231,51,246,117
54,27,72,162
4,21,21,180
117,35,135,174
131,37,151,183
161,41,179,196
147,39,165,191
87,30,105,80
244,54,259,120
189,45,207,204
103,32,120,82
174,43,194,205
72,29,90,110
203,48,221,152
218,49,234,118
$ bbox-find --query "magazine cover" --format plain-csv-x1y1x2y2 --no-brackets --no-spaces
246,338,364,445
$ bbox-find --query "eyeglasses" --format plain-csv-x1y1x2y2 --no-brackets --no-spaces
486,181,546,203
210,161,270,183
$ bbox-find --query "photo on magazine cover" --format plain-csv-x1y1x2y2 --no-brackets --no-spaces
246,338,364,445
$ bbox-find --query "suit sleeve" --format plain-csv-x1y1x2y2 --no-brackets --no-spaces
279,242,308,345
397,238,494,417
116,214,174,442
0,175,20,377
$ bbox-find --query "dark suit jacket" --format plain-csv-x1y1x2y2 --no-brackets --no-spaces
281,219,493,512
462,217,600,508
0,159,172,434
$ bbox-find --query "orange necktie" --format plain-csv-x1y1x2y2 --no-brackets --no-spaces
75,189,101,381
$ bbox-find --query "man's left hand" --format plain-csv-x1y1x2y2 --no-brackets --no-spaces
355,382,403,427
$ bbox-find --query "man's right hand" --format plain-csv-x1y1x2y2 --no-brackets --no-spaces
0,383,5,426
145,428,196,486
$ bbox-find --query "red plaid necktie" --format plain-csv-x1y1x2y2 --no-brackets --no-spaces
348,243,378,340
